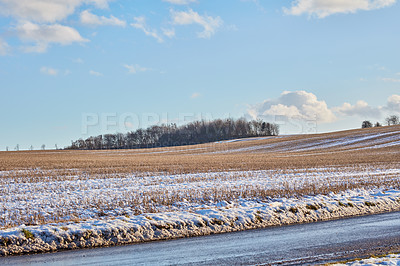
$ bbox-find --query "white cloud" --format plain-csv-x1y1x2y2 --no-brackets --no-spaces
0,0,113,53
334,100,382,118
40,66,58,76
0,38,10,55
248,91,336,123
382,77,400,82
162,28,176,38
333,95,400,118
16,22,88,53
284,0,396,18
387,94,400,112
249,92,400,127
123,64,149,74
80,10,126,27
0,0,111,23
89,70,102,76
131,16,163,43
163,0,197,4
262,104,303,118
191,92,200,99
171,9,223,38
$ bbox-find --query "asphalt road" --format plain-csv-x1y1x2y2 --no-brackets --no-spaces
2,212,400,265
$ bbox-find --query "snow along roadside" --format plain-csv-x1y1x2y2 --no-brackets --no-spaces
333,253,400,265
1,188,400,256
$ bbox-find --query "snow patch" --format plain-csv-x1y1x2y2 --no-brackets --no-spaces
1,187,400,256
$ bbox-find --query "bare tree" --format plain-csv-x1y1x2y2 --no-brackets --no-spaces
41,144,46,150
55,144,58,150
386,115,399,126
374,122,382,127
6,146,9,151
68,118,280,150
15,144,19,151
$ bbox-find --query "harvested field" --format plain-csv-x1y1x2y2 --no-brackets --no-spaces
0,125,399,228
0,126,400,256
1,125,399,177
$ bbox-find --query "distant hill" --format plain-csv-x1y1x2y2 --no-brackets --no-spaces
209,124,400,154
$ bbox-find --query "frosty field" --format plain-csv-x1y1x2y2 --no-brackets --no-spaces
334,253,400,265
0,125,400,255
1,167,400,229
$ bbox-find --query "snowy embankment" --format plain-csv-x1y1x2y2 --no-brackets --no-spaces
1,187,400,256
333,253,400,265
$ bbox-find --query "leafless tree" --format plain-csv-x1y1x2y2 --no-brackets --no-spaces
67,118,279,150
385,115,399,126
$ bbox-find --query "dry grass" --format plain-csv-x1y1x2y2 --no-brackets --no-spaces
1,166,399,228
0,125,399,228
1,125,399,178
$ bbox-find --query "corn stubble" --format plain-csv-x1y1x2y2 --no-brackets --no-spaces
0,125,399,228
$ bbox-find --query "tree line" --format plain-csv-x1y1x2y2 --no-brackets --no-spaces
361,114,400,128
67,118,280,150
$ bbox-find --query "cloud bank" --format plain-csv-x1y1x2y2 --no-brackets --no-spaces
0,0,111,23
0,0,225,52
16,22,88,53
0,0,122,52
248,91,336,123
248,91,400,125
284,0,396,18
334,100,381,118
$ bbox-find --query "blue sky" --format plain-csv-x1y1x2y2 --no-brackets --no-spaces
1,0,400,150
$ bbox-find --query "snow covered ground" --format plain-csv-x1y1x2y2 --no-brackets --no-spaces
334,253,400,265
211,130,400,154
1,127,400,256
1,166,399,228
0,166,400,256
